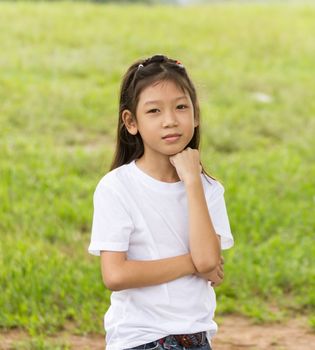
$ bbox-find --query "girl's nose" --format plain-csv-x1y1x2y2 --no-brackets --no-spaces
162,112,178,128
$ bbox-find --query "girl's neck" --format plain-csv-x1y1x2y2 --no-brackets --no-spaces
135,155,180,183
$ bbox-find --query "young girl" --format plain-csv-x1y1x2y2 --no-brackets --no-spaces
89,54,234,350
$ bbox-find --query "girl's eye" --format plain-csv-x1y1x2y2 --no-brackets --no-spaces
177,104,188,110
147,108,160,114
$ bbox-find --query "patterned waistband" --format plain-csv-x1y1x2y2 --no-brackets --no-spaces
158,331,207,348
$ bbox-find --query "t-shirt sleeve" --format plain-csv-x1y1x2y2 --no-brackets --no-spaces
88,181,134,256
206,180,234,250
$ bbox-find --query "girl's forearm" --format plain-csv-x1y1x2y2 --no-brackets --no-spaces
103,253,197,291
185,178,221,273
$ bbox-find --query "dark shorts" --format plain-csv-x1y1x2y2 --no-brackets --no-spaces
124,332,212,350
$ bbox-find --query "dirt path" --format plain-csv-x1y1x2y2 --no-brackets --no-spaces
212,316,315,349
1,316,315,349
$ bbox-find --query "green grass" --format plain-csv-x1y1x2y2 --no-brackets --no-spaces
7,337,70,350
1,0,315,341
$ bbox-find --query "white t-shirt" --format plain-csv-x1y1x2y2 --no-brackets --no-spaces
89,160,234,350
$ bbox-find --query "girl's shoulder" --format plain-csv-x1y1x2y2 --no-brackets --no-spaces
94,163,131,196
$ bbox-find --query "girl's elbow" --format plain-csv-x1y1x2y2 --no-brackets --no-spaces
195,258,220,274
195,263,216,274
102,273,124,292
104,280,122,292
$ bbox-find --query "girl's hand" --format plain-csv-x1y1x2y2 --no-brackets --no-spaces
195,256,224,287
169,148,202,184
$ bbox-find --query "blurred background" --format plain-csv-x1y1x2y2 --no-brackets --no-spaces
1,0,315,348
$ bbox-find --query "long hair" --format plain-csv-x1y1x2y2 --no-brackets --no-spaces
110,54,214,179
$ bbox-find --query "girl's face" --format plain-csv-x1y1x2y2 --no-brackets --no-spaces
132,80,198,161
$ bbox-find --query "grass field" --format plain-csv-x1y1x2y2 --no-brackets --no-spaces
1,0,315,346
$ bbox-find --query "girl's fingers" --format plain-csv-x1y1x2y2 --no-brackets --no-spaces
217,270,224,279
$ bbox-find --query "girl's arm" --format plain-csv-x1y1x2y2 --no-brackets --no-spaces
170,148,221,273
196,255,224,287
100,251,197,291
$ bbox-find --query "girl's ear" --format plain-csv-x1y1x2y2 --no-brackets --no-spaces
122,110,138,135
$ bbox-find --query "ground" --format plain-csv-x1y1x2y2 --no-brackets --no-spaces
1,316,315,350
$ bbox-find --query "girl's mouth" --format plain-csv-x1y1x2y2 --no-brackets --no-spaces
162,133,181,142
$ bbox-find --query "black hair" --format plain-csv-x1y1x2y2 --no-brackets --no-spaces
110,54,214,180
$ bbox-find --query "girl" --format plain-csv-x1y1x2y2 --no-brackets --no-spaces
89,54,234,350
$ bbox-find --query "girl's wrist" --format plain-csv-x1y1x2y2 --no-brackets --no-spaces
184,175,202,190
